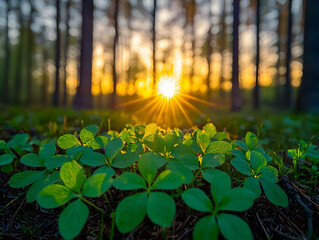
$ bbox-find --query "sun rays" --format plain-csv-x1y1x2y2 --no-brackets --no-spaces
115,75,222,128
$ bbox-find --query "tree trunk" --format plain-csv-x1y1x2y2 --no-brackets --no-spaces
53,0,61,106
25,1,34,105
219,0,226,97
231,0,241,111
14,1,23,105
41,27,49,106
275,2,282,106
74,0,93,109
110,0,120,109
206,0,213,100
62,0,71,106
190,0,196,89
298,0,319,111
284,0,292,108
152,0,157,90
2,0,10,104
253,0,260,109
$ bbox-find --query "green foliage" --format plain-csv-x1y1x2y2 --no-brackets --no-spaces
182,173,254,240
2,122,300,239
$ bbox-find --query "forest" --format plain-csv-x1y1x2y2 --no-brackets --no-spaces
0,0,318,239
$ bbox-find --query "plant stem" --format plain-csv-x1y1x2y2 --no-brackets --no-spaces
81,197,106,214
99,213,104,240
110,212,116,240
161,227,167,240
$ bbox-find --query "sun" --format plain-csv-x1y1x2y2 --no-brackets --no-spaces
157,76,180,100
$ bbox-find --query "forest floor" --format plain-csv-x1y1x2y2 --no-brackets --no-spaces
0,107,318,239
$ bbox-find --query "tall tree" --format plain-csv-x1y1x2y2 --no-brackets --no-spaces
275,1,283,106
110,0,120,108
53,0,61,106
62,0,71,106
74,0,93,108
219,0,227,96
152,0,157,90
283,0,293,108
2,0,10,104
41,26,49,106
298,0,319,111
253,0,260,109
25,1,34,105
205,0,213,100
231,0,241,111
14,1,23,104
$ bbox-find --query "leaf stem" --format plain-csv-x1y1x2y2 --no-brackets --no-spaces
81,197,106,214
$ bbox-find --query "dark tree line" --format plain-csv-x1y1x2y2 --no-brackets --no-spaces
0,0,318,112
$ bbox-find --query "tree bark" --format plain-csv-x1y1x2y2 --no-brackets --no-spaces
14,1,23,105
284,0,292,108
110,0,120,109
298,0,319,111
253,0,260,109
74,0,93,109
2,0,10,104
62,0,71,106
152,0,157,90
231,0,241,111
53,0,61,106
25,1,34,105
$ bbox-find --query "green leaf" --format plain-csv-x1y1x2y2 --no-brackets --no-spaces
82,173,113,197
219,188,255,211
94,166,115,177
113,172,146,190
234,140,249,151
79,125,98,145
0,154,14,166
105,138,123,162
259,166,278,183
138,152,166,184
217,213,252,240
37,184,76,209
13,133,29,146
202,169,230,205
127,142,144,154
144,133,164,153
88,136,108,149
202,153,225,168
60,161,86,193
244,177,261,199
203,123,217,138
20,153,43,167
163,133,180,153
232,149,246,159
182,188,212,212
245,132,258,150
166,160,193,184
116,192,147,233
193,215,219,240
260,180,288,207
26,174,46,203
81,151,106,167
112,152,139,168
250,151,267,174
9,170,44,188
147,192,175,227
58,199,89,240
206,141,232,154
57,134,81,149
151,170,184,190
39,142,56,161
143,123,157,140
231,157,253,175
45,155,70,169
196,132,211,153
